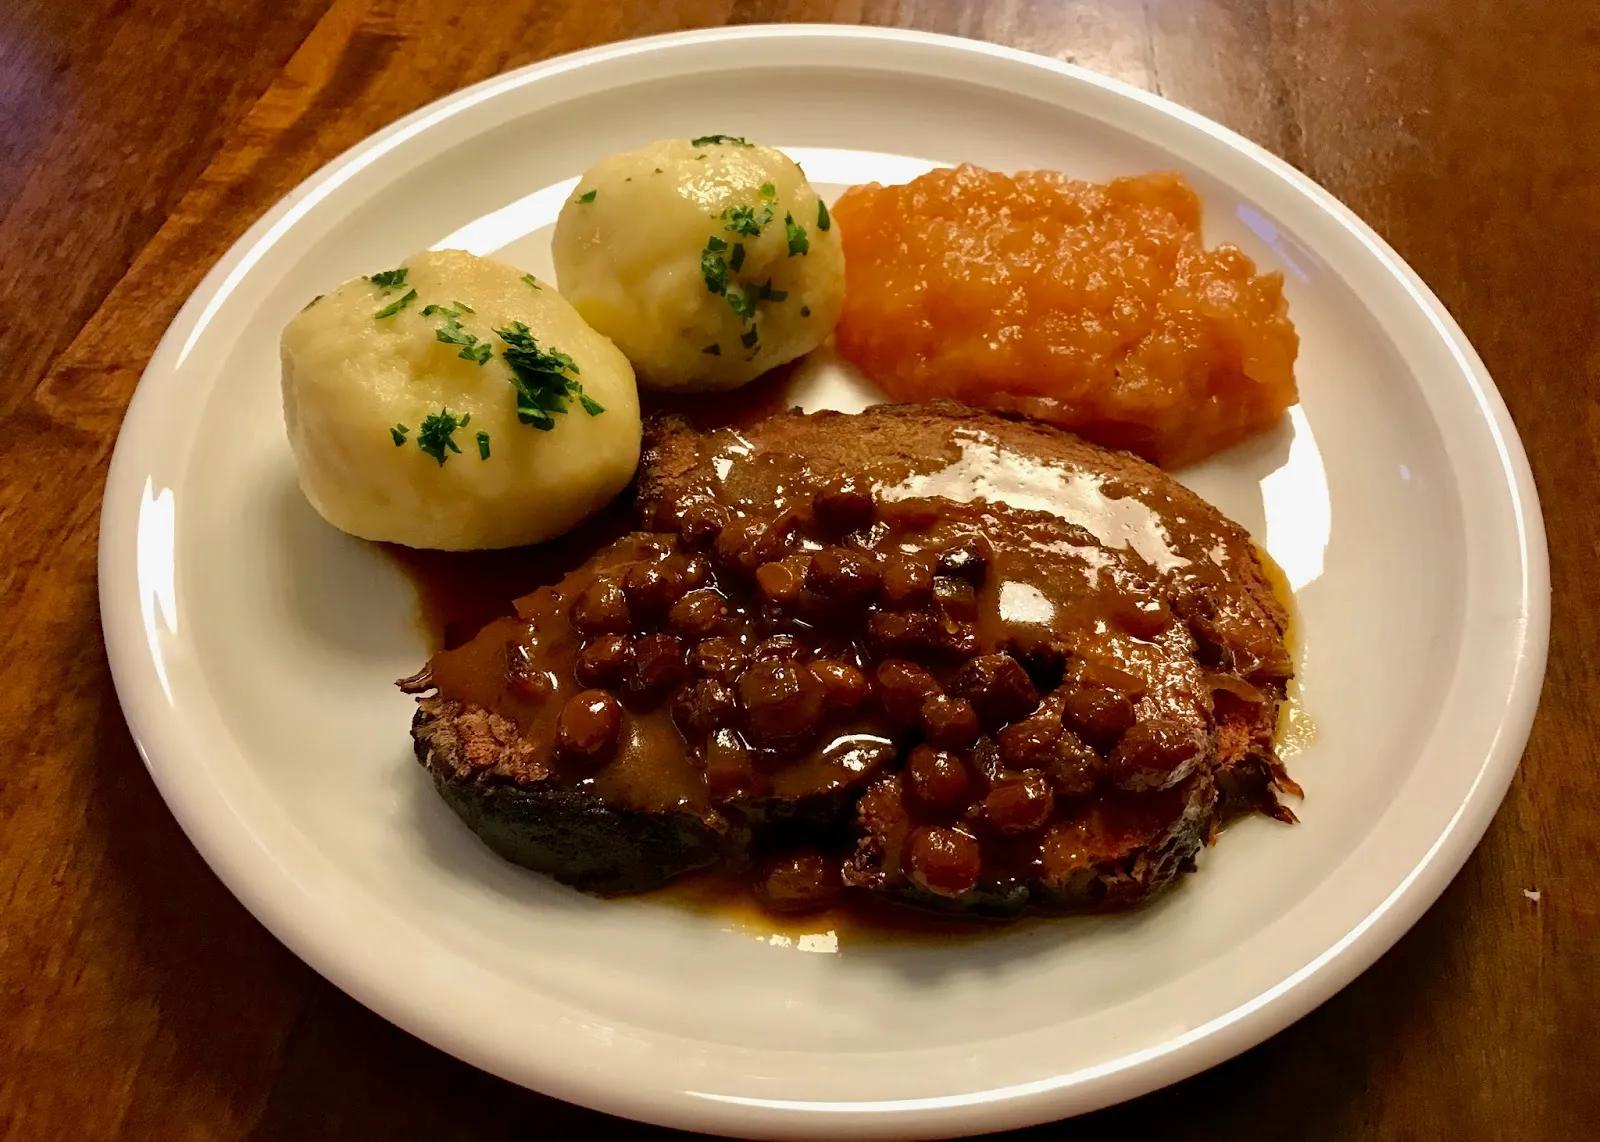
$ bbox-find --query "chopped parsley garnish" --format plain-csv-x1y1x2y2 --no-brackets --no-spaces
494,321,599,430
816,199,831,231
691,134,752,147
702,343,721,356
453,299,476,313
702,188,802,334
373,289,417,320
799,305,812,317
721,183,779,238
725,285,757,320
722,204,768,237
575,189,597,204
653,166,663,173
417,409,466,465
369,268,408,290
701,236,729,295
476,431,490,460
390,423,409,446
520,274,541,290
427,305,493,364
302,293,324,311
784,213,809,256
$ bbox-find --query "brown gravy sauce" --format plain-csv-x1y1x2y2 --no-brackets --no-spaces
1253,550,1316,759
386,396,1307,942
386,498,635,651
390,574,1301,943
645,866,1026,944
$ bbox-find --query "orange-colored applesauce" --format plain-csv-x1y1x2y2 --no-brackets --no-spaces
832,166,1300,468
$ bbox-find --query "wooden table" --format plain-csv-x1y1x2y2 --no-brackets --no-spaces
2,1,1594,1136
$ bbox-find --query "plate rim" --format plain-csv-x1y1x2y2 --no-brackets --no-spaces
98,23,1550,1138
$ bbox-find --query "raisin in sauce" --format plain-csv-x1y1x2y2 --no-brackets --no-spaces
388,384,1303,941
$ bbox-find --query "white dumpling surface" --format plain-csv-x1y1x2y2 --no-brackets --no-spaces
281,249,640,550
551,137,844,392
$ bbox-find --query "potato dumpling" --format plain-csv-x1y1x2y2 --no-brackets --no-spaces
281,249,640,550
551,136,844,392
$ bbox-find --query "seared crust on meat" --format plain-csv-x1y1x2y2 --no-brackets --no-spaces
414,697,724,894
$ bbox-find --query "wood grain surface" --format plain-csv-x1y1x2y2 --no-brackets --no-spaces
1,1,1595,1138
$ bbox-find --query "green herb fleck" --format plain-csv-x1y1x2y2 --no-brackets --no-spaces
758,182,776,200
373,288,417,320
417,409,467,466
369,268,408,290
725,285,757,320
693,153,707,160
578,393,605,416
784,213,809,256
653,166,664,174
702,343,721,356
477,431,491,460
701,236,729,295
799,305,812,317
302,293,324,311
729,242,746,271
390,423,409,446
816,199,831,231
430,311,466,334
756,279,787,302
494,321,596,431
576,189,597,204
722,203,770,237
521,273,541,290
740,326,760,350
691,134,752,147
430,308,492,364
419,300,476,317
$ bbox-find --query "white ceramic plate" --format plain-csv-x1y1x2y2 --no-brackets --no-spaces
99,25,1548,1139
